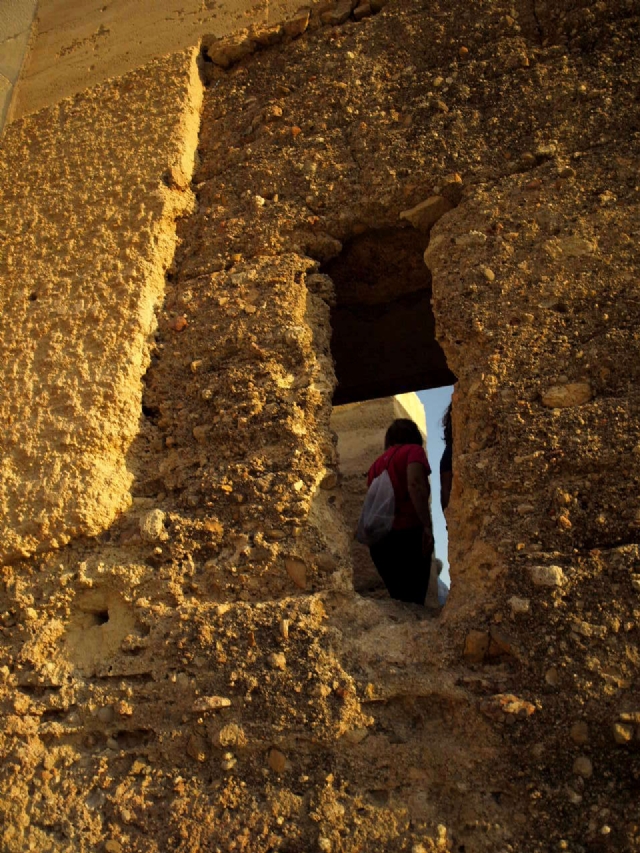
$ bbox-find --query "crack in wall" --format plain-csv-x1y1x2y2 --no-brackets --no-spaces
530,0,544,45
200,0,388,77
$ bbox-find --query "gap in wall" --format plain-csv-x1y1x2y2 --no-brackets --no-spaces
324,226,455,603
325,227,455,406
417,384,454,588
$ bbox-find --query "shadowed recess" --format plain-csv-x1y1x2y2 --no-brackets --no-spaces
325,227,456,404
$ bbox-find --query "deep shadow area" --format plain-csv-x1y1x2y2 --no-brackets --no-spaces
325,227,456,404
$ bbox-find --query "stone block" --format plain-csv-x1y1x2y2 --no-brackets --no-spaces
285,556,307,589
463,630,489,663
508,596,530,615
541,382,592,408
283,8,310,36
205,33,256,68
529,565,565,587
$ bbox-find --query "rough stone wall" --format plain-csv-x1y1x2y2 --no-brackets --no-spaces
1,0,640,851
429,149,640,846
0,49,203,562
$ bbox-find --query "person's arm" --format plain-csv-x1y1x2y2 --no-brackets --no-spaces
440,470,453,512
407,462,432,526
407,461,434,548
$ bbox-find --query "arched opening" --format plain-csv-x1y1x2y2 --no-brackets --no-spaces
324,226,455,605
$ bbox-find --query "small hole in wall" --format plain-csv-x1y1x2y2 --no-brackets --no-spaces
112,729,154,748
28,292,38,301
41,708,68,721
142,404,160,424
90,610,110,626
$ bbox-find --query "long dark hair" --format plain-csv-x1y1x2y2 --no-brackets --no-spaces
384,418,424,449
442,403,452,448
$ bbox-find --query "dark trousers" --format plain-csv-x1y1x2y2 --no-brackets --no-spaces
369,526,431,605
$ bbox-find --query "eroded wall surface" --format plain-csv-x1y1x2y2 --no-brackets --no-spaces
1,0,640,851
0,48,202,562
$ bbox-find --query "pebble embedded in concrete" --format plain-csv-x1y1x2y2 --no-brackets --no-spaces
463,630,489,662
612,723,634,744
268,652,287,670
221,751,237,771
187,734,209,762
269,747,287,773
285,557,307,589
573,756,593,779
97,705,115,724
570,721,589,745
529,565,565,587
480,266,495,281
541,382,592,409
192,696,232,712
140,509,167,542
545,667,559,687
509,596,530,615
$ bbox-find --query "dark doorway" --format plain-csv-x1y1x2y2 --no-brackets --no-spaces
325,227,456,405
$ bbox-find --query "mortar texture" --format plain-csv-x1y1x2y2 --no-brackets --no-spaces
1,0,640,851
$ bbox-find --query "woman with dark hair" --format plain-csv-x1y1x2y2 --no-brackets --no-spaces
366,418,434,605
440,403,453,512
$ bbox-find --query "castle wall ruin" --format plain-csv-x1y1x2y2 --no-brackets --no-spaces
1,0,640,851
